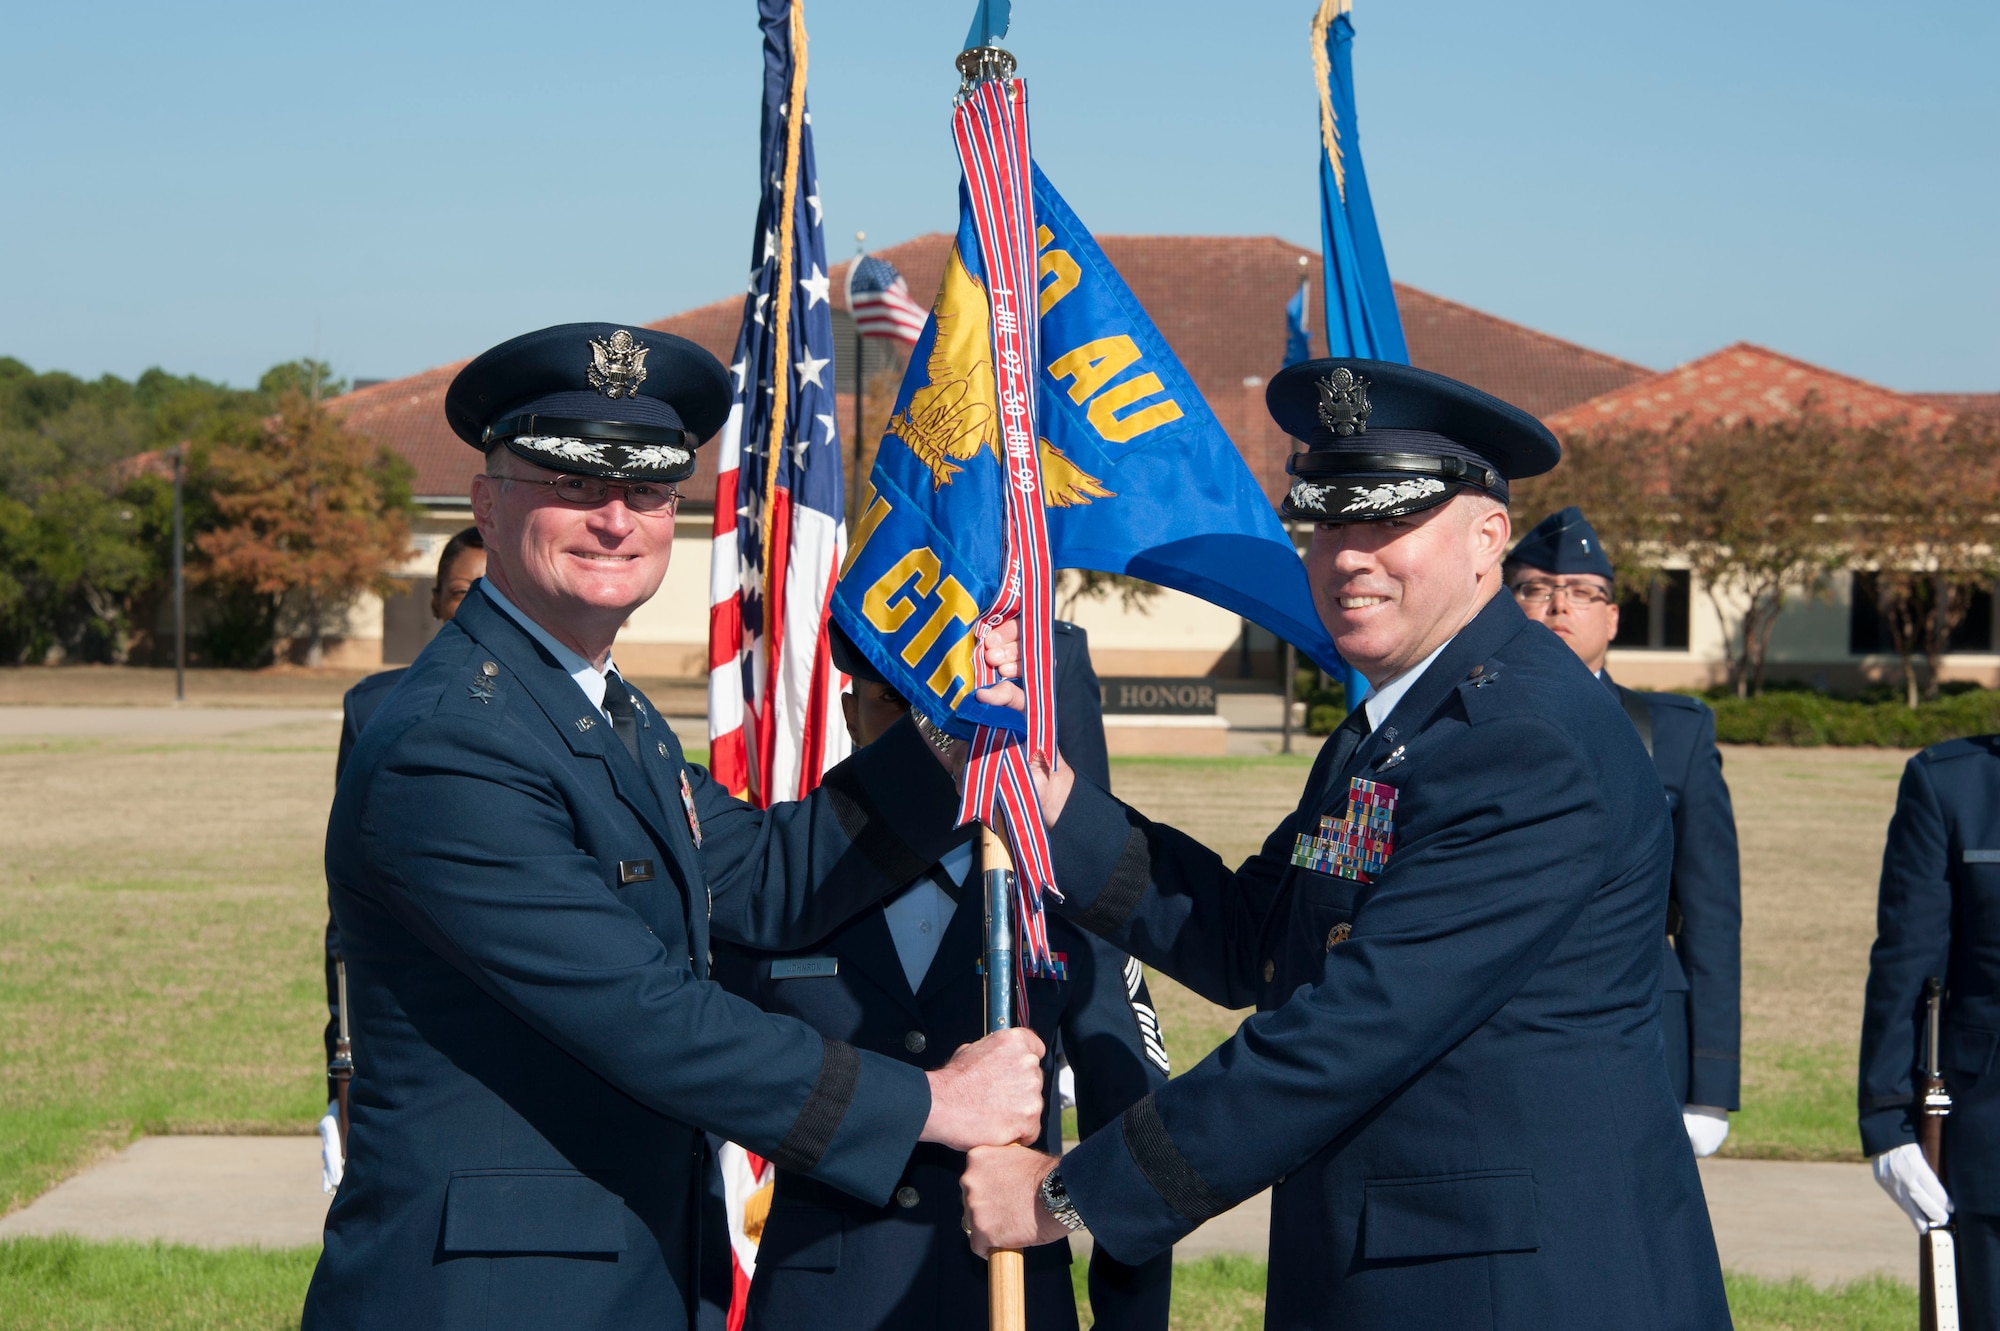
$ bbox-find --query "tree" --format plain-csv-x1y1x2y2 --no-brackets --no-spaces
197,389,414,667
1839,415,2000,705
1664,412,1850,698
1055,569,1162,620
1508,425,1671,589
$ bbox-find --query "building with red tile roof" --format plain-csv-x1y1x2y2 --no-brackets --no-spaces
1543,342,1957,437
328,237,1997,691
334,232,1659,511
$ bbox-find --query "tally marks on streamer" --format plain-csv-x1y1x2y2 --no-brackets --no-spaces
951,78,1062,1006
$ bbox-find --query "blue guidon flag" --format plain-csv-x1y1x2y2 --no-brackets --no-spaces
833,161,1343,737
707,0,849,808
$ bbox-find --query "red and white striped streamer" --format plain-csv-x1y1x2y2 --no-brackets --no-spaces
951,77,1061,991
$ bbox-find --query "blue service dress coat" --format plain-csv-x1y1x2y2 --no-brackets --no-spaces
1860,735,2000,1212
1038,593,1729,1330
302,587,965,1331
1604,674,1743,1109
714,884,1169,1331
712,619,1170,1331
324,668,407,1100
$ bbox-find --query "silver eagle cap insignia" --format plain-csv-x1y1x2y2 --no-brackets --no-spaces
1316,367,1372,437
587,330,649,400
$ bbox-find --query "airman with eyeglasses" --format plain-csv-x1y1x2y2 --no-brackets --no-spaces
1508,573,1619,672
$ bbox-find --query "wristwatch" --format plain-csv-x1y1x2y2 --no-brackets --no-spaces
1038,1164,1085,1233
912,711,965,759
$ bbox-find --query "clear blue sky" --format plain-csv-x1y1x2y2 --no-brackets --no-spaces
3,1,1993,392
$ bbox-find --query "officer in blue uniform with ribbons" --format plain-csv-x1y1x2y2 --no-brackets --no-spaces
303,324,1044,1331
1505,506,1742,1158
961,360,1729,1330
1860,737,2000,1328
715,621,1168,1331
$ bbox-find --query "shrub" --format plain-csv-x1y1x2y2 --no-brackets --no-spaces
1705,688,2000,747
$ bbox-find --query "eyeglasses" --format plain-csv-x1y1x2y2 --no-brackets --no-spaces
488,474,680,514
1513,580,1613,607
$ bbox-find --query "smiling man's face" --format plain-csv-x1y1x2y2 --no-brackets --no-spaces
1304,494,1512,686
470,449,674,661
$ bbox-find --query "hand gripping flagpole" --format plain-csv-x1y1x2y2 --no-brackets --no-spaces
955,22,1054,1331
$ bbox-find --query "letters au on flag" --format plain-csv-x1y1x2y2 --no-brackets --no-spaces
831,164,1342,738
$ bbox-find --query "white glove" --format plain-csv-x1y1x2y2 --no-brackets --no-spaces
318,1101,344,1194
1873,1142,1952,1233
1682,1105,1730,1158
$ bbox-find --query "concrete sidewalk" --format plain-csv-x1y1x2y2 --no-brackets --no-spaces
0,1137,1917,1287
0,1137,328,1249
1140,1157,1913,1285
0,705,340,739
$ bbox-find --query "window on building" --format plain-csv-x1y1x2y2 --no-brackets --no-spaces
1612,570,1692,651
1849,574,1996,655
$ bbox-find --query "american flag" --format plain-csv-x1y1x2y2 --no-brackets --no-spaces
845,255,927,345
705,1,849,1317
707,0,850,813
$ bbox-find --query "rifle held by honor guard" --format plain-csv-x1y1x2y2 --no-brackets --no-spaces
331,958,354,1157
1919,976,1959,1331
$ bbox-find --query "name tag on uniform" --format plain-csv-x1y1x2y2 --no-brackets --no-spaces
1291,777,1399,883
771,957,839,979
1965,850,2000,864
618,859,655,885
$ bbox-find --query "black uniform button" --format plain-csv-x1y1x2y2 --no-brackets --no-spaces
904,1030,928,1054
1262,959,1275,983
895,1186,920,1208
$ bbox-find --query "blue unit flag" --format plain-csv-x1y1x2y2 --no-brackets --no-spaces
832,165,1343,735
1314,0,1406,364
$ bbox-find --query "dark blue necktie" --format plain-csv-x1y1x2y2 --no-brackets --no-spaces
602,671,641,763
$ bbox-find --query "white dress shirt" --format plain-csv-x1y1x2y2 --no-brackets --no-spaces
882,840,974,992
480,581,617,721
1361,635,1455,733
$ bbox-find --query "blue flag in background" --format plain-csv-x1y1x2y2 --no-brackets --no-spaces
1312,0,1401,705
1284,279,1312,367
833,165,1343,736
1315,1,1406,364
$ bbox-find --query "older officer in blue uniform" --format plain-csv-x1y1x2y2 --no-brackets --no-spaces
715,622,1169,1331
304,324,1044,1331
1506,507,1742,1158
1860,737,2000,1328
962,360,1729,1330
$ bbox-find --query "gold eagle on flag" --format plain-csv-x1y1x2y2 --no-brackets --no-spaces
886,247,1112,508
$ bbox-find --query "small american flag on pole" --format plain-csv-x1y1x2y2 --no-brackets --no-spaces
845,255,928,346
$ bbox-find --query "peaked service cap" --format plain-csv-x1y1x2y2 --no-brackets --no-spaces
445,323,731,484
1268,358,1560,522
1506,506,1616,582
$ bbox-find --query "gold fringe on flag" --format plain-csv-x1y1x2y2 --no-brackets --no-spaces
1310,0,1352,203
759,0,812,708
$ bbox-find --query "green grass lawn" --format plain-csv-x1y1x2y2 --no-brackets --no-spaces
0,722,338,1214
1066,1254,1915,1330
1,1239,1911,1331
0,1238,319,1331
1726,1041,1863,1162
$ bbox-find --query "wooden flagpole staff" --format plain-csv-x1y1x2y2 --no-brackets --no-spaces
979,819,1027,1331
